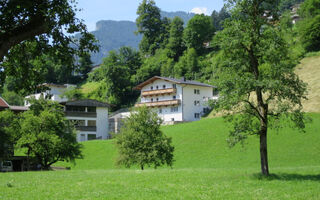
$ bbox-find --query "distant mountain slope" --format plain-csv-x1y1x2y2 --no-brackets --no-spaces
88,11,195,64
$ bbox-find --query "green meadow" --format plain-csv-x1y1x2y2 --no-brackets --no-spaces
1,113,320,199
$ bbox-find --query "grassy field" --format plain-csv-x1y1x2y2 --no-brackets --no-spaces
1,113,320,199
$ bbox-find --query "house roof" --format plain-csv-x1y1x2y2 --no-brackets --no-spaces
60,99,110,108
0,97,9,108
134,76,214,90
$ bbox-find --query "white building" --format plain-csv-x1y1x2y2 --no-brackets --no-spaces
24,83,75,106
134,76,218,123
61,99,110,142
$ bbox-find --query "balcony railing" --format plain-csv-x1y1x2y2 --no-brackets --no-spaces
75,126,97,132
135,99,181,107
141,88,176,97
64,111,97,118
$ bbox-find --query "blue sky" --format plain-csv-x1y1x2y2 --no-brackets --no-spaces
76,0,225,31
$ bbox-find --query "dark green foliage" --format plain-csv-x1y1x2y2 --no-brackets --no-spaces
183,14,215,55
115,106,174,170
166,17,186,61
17,98,82,169
0,0,98,91
0,110,19,159
299,0,320,18
174,48,199,79
61,86,84,101
299,15,320,52
136,0,166,55
211,7,231,31
77,53,93,81
215,0,307,175
87,47,141,110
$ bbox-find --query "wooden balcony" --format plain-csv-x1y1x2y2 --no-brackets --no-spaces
141,88,176,97
135,99,180,107
64,111,97,118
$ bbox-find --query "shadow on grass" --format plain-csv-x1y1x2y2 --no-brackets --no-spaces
252,173,320,181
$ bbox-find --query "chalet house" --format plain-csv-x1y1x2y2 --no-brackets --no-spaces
24,83,75,106
134,76,218,123
60,99,110,142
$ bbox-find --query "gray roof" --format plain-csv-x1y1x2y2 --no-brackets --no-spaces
60,99,110,108
134,76,214,90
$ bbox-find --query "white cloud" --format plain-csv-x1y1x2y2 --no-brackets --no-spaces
190,7,209,15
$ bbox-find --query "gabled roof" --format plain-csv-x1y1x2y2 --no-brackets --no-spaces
60,99,110,108
0,97,9,108
134,76,214,90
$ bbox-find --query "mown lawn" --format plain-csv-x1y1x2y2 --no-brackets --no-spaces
1,113,320,199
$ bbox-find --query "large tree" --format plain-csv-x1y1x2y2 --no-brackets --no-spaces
0,110,19,159
116,106,174,170
17,98,82,169
214,0,307,176
0,0,97,91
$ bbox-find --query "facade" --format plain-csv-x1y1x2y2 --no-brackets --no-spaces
0,97,28,113
134,76,218,123
61,99,110,142
24,83,75,106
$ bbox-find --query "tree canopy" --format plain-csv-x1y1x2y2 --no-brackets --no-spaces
0,0,98,91
214,0,307,176
116,106,174,170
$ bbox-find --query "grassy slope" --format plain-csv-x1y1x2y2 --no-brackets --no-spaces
1,114,320,199
54,113,320,171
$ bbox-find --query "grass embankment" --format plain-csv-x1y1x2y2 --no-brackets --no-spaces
1,113,320,199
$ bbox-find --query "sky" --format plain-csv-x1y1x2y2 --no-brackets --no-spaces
76,0,225,32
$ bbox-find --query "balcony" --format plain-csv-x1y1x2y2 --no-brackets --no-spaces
64,111,97,118
75,126,97,132
135,99,181,107
141,88,176,97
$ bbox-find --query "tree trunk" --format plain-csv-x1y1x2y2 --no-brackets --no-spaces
260,121,269,176
141,165,144,170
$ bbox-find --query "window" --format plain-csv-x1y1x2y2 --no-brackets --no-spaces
172,84,176,89
88,134,96,140
156,85,159,89
87,107,96,113
171,118,175,121
213,88,219,96
156,98,159,101
163,85,166,89
194,113,200,118
151,98,153,102
173,96,176,100
159,108,162,114
88,120,96,126
171,107,178,112
151,86,153,90
194,100,200,106
194,89,200,94
203,108,209,114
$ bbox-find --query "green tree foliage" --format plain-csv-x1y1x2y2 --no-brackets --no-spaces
115,106,174,170
214,0,307,176
183,14,215,55
0,0,98,91
61,86,84,101
87,47,141,110
166,17,186,61
136,0,166,55
17,99,82,169
0,110,19,159
211,7,231,31
174,48,199,79
299,15,320,52
279,0,304,12
77,53,94,82
299,0,320,18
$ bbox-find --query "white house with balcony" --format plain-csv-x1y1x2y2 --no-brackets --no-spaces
61,99,110,142
134,76,218,123
24,83,75,106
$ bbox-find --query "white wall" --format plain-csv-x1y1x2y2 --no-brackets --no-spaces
182,85,213,121
96,107,109,139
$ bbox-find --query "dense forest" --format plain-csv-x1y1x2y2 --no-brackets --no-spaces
1,0,319,112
